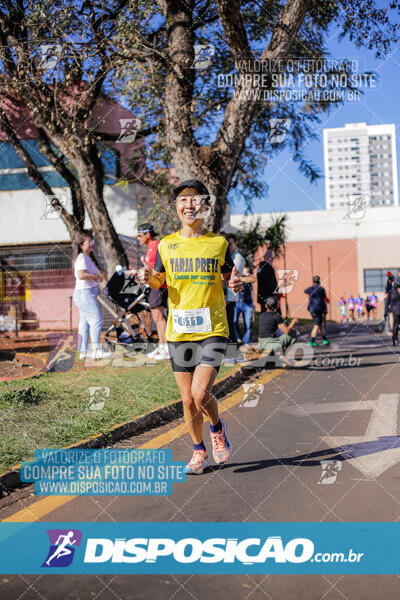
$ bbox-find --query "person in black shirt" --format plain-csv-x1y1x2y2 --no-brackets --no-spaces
256,250,278,313
390,280,400,346
258,296,298,354
304,275,330,347
384,271,394,331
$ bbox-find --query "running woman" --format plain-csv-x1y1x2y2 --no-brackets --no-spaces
339,297,347,323
355,294,363,321
137,179,243,475
347,294,355,322
369,292,378,319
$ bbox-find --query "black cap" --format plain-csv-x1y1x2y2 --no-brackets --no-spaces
137,222,157,236
173,179,210,199
266,296,278,310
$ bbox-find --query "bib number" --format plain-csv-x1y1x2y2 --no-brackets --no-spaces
172,308,212,333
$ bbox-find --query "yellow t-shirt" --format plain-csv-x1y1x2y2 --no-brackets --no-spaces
154,230,234,342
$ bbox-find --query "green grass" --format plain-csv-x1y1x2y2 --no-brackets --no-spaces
0,360,235,472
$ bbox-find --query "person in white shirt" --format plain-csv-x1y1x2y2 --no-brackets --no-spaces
72,231,111,360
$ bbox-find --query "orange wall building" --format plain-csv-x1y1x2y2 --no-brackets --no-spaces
231,205,400,321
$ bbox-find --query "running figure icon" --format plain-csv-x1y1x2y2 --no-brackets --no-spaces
45,531,77,566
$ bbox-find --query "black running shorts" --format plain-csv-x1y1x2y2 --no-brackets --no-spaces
311,312,324,326
148,288,168,309
167,336,228,373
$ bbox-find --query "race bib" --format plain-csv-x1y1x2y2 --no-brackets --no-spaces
172,308,212,333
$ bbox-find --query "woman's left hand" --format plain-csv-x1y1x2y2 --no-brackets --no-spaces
228,266,244,293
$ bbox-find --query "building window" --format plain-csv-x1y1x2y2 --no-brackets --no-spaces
364,268,400,292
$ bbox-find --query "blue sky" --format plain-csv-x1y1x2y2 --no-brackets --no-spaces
230,35,400,215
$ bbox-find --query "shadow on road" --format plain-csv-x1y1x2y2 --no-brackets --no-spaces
217,436,400,473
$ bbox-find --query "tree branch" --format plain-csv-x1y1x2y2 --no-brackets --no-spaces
37,128,85,228
214,0,311,160
163,0,202,175
216,0,253,62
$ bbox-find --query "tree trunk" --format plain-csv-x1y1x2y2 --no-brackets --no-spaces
75,145,129,275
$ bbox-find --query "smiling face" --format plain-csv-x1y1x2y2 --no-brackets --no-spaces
175,187,209,225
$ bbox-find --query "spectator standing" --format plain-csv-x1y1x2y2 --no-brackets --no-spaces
72,230,111,360
390,278,400,346
256,250,278,313
223,233,245,361
234,266,255,350
385,272,394,331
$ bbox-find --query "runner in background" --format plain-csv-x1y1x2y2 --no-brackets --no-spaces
339,297,347,323
304,275,330,347
365,296,373,321
369,291,378,319
135,223,169,360
355,294,363,322
347,294,355,322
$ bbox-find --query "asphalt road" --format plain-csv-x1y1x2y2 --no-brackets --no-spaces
1,321,400,599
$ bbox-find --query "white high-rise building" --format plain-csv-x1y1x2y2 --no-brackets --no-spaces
323,122,398,210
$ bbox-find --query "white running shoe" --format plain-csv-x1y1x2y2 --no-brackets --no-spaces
91,347,112,360
185,450,210,475
147,345,169,361
78,351,91,360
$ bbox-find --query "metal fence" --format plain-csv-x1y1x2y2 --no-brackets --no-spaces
0,236,139,331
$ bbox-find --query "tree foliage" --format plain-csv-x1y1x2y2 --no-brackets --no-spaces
235,215,288,266
115,0,400,231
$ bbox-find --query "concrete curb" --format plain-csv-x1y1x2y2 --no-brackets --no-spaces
0,362,260,496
